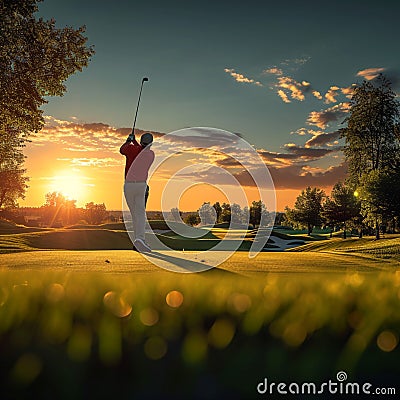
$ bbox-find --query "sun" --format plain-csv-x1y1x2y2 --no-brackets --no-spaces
48,171,89,203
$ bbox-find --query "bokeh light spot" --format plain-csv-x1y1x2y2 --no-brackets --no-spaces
228,292,251,313
166,290,184,308
10,353,42,385
140,308,159,326
67,325,92,362
103,291,132,318
144,336,167,360
208,319,235,349
182,332,207,364
46,283,65,303
377,330,398,352
283,323,307,347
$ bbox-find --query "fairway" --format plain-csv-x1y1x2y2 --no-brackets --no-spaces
1,249,396,274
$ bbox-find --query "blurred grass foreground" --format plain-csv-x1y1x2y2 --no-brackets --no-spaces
0,269,399,399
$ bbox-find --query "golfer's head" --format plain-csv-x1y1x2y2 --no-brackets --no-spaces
140,132,153,147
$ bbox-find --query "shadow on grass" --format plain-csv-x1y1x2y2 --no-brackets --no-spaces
145,251,242,276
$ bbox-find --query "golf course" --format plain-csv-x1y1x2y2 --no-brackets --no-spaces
1,220,399,398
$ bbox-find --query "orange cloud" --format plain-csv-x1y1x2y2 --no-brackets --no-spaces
307,103,350,129
277,89,291,103
312,90,323,100
224,68,263,86
276,76,306,101
341,85,356,98
233,162,347,190
305,130,341,148
356,67,386,80
264,67,283,76
324,86,340,104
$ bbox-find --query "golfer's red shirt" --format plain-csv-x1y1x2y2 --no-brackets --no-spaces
120,139,142,178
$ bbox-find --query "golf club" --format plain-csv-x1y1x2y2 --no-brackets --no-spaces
131,77,149,135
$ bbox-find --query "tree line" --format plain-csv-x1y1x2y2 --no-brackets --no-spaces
1,192,109,227
176,200,272,228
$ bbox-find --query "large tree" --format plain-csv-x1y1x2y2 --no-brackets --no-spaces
0,0,94,208
285,187,325,235
356,169,400,238
0,129,28,208
341,74,400,184
249,200,269,229
322,182,360,239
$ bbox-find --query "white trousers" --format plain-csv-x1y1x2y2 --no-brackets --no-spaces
124,182,147,242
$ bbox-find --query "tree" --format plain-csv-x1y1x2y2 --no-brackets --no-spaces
231,203,243,225
220,203,231,223
356,169,400,238
184,213,200,226
341,74,400,185
212,202,222,223
198,202,216,225
249,200,269,229
85,202,108,225
285,187,325,235
322,182,360,239
41,191,67,226
40,191,78,226
0,127,29,209
1,0,94,206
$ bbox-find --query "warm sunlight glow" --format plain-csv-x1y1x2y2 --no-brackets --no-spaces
47,171,91,203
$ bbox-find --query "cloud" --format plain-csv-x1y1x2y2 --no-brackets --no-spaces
224,68,263,86
277,89,291,103
257,150,300,165
276,76,309,101
234,162,347,190
283,143,337,158
341,85,356,98
307,102,350,129
281,57,311,67
357,67,386,81
32,117,164,153
256,142,339,166
305,130,341,147
324,86,341,104
356,67,400,92
264,67,283,76
271,162,347,189
291,128,325,137
35,116,346,194
57,157,122,168
312,90,323,100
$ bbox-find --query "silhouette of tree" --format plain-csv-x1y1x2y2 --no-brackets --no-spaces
322,182,360,239
285,187,325,235
0,0,94,206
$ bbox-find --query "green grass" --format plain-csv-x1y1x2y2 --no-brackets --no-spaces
0,263,399,398
288,235,400,261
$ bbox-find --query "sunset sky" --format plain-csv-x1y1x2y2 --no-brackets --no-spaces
21,0,400,211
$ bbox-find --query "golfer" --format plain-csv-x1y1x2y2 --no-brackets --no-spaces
120,132,154,253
